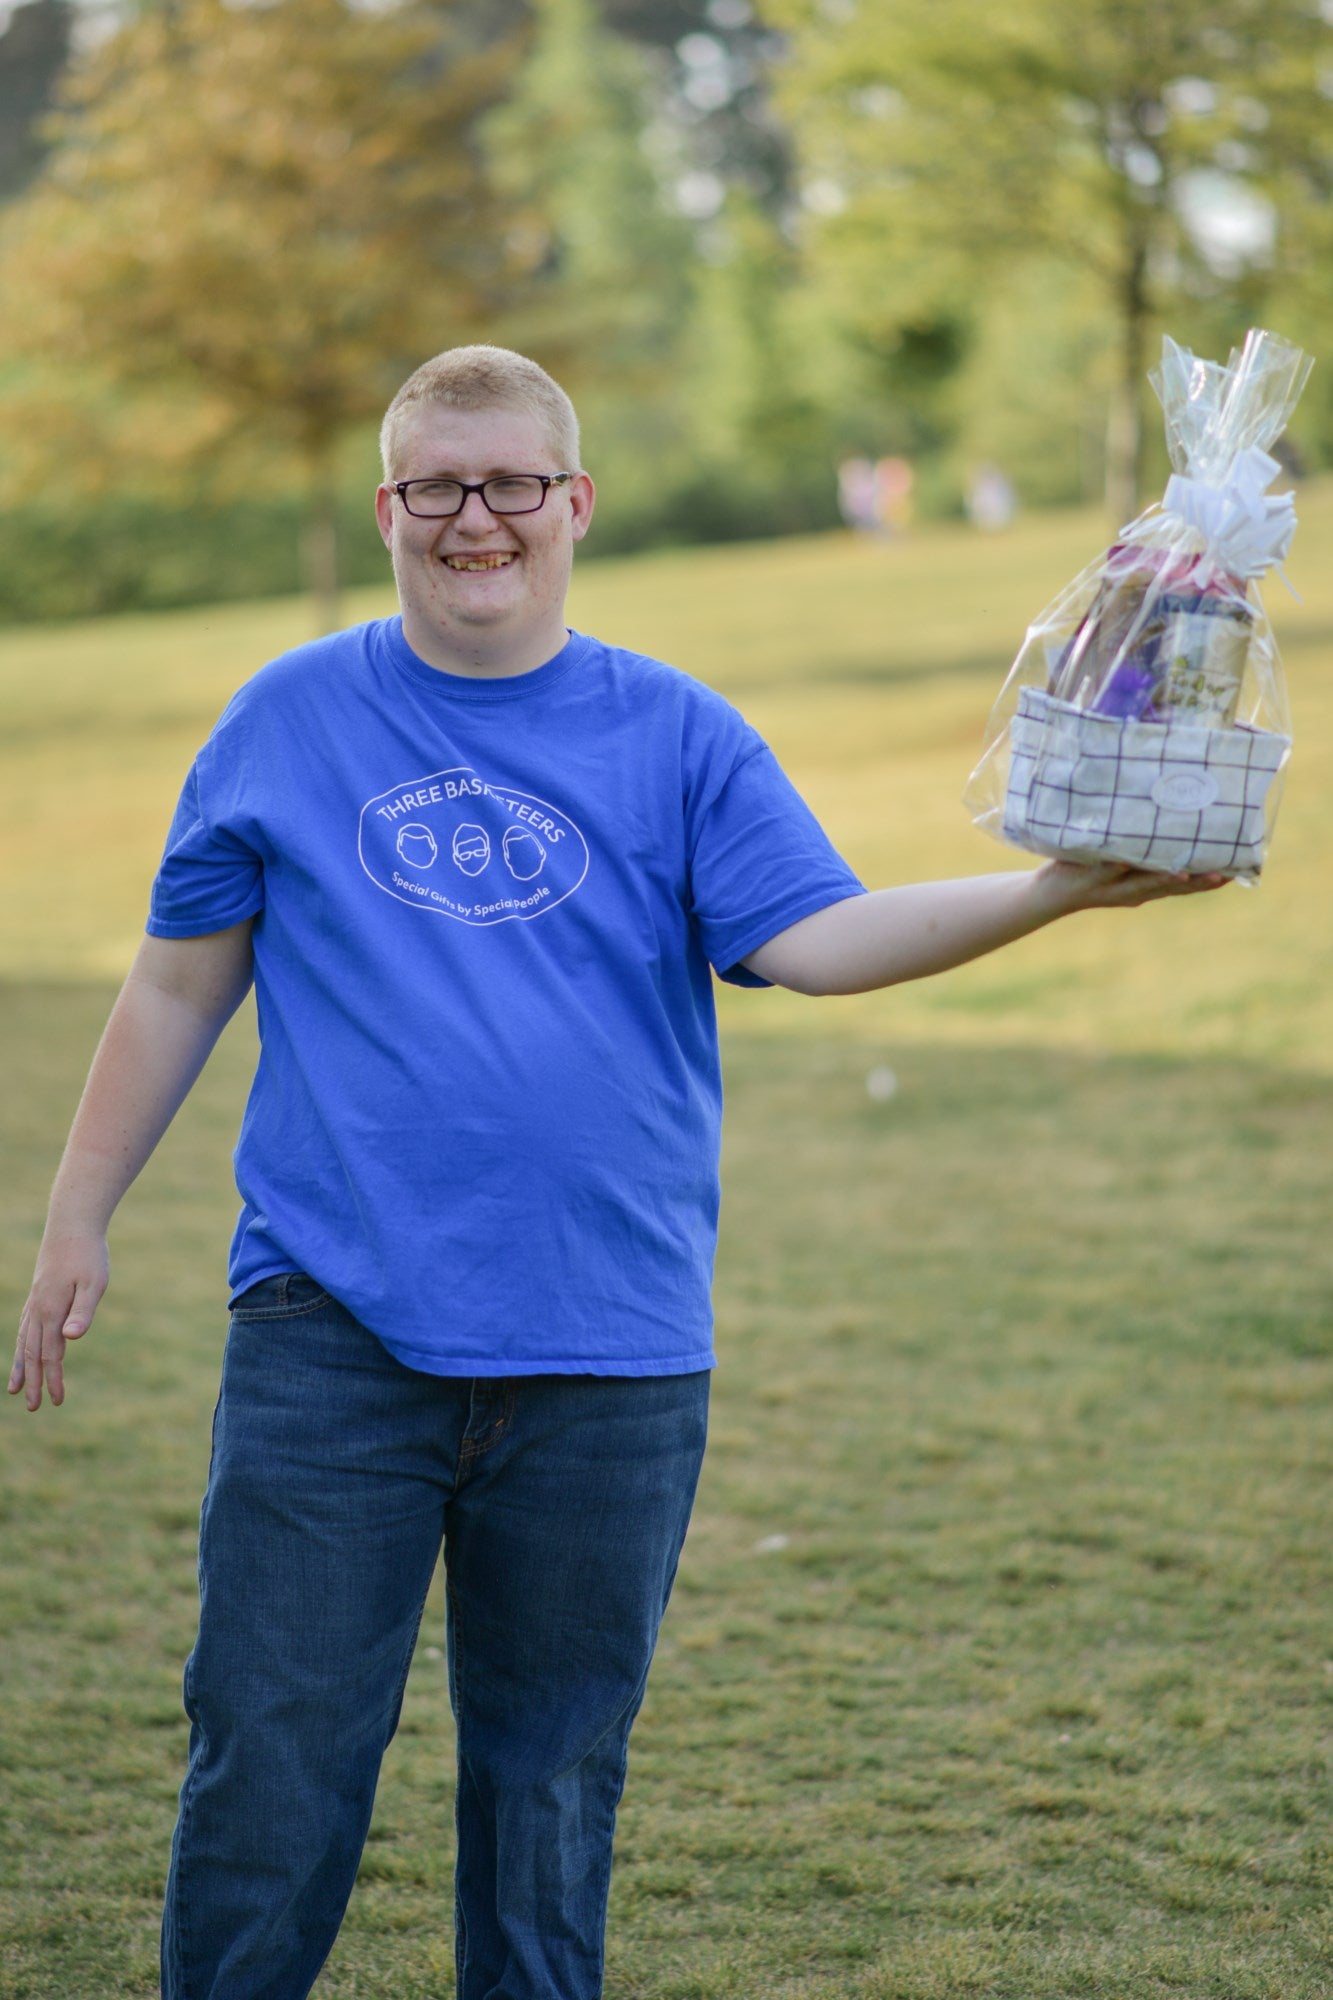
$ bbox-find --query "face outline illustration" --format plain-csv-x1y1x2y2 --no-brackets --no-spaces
502,826,546,881
396,824,439,871
451,823,491,876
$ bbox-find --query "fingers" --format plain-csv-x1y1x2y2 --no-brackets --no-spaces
9,1304,48,1410
1150,870,1230,900
1043,859,1231,916
62,1277,101,1341
8,1276,103,1412
9,1297,66,1411
1100,867,1231,907
7,1323,25,1399
38,1309,67,1409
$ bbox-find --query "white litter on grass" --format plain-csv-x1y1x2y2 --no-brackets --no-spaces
865,1066,899,1101
753,1534,790,1554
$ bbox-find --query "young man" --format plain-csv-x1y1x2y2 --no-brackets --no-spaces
10,346,1223,2000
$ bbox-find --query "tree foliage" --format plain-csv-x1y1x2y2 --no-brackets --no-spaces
598,0,795,215
0,0,531,625
765,0,1331,518
0,0,73,204
484,0,694,377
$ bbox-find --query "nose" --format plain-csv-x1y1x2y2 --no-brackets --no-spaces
453,488,503,532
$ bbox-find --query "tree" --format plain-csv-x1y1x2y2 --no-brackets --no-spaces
0,0,531,629
597,0,795,217
0,0,73,204
763,0,1330,521
483,0,694,380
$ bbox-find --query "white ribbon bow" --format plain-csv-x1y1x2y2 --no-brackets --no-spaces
1159,445,1297,581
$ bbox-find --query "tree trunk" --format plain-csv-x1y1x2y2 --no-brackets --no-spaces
1104,231,1149,531
302,441,341,636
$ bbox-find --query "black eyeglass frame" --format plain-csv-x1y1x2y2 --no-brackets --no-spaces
391,472,576,518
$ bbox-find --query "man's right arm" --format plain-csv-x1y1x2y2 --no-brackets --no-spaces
9,921,255,1413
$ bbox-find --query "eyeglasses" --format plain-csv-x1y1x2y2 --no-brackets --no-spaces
391,473,575,518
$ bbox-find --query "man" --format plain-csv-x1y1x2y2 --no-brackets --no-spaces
10,346,1223,2000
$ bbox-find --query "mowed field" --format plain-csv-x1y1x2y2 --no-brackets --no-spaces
2,495,1331,1998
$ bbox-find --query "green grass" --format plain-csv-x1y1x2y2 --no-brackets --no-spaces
2,499,1332,1996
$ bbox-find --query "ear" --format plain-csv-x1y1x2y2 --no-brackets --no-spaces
568,472,596,544
375,484,396,550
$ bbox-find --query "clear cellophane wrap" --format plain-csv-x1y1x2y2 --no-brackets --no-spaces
964,329,1314,881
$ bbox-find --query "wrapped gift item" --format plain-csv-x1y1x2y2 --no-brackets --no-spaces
964,328,1313,881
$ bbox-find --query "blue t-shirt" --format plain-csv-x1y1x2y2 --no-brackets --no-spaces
147,619,864,1375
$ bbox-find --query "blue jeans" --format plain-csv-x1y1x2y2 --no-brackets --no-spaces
161,1275,709,2000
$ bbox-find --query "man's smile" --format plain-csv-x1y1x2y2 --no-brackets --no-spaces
442,552,517,571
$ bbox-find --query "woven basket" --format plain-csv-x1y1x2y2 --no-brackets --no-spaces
1004,687,1289,876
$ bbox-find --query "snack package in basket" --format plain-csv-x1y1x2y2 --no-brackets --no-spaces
964,328,1314,881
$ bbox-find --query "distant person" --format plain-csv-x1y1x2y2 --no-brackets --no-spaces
838,454,880,534
11,345,1227,2000
967,461,1017,532
874,454,914,534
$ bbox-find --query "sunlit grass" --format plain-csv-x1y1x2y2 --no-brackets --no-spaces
2,501,1331,1997
3,995,1329,1999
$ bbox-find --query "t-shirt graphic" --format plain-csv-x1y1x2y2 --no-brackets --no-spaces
360,764,588,925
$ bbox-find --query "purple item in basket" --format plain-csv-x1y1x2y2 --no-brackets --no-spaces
1094,656,1160,719
1049,550,1156,710
1085,579,1251,724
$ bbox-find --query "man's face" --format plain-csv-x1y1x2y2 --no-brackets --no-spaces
375,404,595,666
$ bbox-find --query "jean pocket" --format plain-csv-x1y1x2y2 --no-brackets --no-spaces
228,1272,336,1321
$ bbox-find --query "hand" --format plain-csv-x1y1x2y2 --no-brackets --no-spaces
1034,858,1233,916
9,1233,110,1412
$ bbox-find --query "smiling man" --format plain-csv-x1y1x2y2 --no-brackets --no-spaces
11,346,1224,2000
375,386,594,678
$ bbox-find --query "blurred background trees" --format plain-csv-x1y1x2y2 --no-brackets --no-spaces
0,0,1327,624
0,0,534,628
767,0,1332,523
0,0,71,201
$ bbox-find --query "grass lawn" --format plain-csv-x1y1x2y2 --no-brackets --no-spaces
2,494,1331,1997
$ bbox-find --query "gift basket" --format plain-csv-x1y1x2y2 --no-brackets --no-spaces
964,329,1314,881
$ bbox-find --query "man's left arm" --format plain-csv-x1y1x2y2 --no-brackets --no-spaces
742,861,1228,997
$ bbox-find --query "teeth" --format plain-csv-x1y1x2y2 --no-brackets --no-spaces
445,555,514,571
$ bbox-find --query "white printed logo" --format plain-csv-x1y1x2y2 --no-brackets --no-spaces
502,827,545,880
451,823,491,876
1151,769,1219,812
358,764,589,925
396,824,438,870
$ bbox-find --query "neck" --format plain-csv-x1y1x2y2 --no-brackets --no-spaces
399,610,571,680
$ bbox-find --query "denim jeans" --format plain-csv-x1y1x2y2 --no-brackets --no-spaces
161,1274,710,2000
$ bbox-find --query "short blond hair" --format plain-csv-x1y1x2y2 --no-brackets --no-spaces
380,345,581,480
